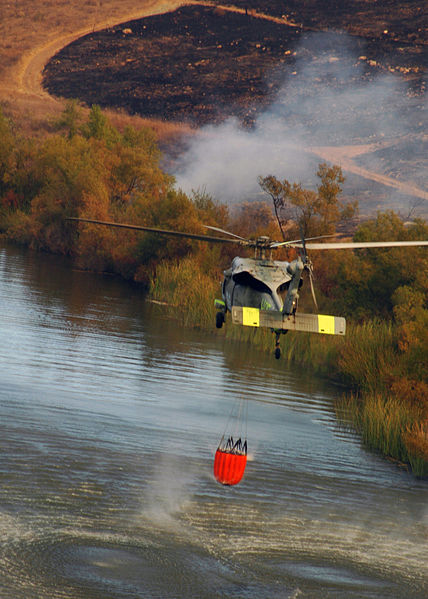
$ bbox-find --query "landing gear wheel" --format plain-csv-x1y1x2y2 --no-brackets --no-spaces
216,311,225,329
275,346,281,360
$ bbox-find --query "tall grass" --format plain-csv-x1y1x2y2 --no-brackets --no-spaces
149,257,219,329
336,394,427,477
338,320,398,394
335,321,427,476
404,421,428,475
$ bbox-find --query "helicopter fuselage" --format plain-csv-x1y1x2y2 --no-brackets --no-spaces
65,217,424,357
221,256,295,314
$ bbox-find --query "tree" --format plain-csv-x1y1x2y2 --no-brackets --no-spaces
258,163,357,239
54,99,82,139
191,187,229,230
257,174,289,239
231,201,276,239
81,105,119,146
30,134,110,254
109,125,169,210
328,212,428,319
132,188,205,283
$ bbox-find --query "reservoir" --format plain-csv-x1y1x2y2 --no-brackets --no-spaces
0,241,426,598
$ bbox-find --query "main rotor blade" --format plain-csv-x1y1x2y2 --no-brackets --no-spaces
67,217,243,245
288,240,428,250
203,225,248,241
270,234,336,248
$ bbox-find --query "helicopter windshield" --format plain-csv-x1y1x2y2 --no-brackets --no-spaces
228,272,283,311
223,256,291,312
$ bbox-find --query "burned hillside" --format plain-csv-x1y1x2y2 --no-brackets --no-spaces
42,4,426,139
42,2,427,214
43,6,302,126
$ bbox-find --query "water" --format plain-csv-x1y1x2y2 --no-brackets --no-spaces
0,241,426,599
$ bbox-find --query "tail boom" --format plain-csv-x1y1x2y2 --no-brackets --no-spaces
231,307,346,335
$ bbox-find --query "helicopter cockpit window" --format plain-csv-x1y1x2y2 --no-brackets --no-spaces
232,271,271,293
277,282,289,299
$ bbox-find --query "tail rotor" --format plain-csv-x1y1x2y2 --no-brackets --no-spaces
299,229,319,312
307,260,319,311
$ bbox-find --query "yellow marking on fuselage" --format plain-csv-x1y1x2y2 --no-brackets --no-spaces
242,307,260,327
318,314,336,334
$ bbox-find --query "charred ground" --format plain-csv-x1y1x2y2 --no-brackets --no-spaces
42,2,426,128
43,5,300,126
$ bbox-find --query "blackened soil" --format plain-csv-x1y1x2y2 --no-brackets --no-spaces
42,3,426,128
232,0,427,50
42,4,403,128
43,6,302,125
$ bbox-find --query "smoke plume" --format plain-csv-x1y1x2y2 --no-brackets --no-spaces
173,32,426,215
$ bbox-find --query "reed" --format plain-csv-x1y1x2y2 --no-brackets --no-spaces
149,257,219,329
338,320,397,394
283,331,343,377
404,421,428,476
336,394,427,477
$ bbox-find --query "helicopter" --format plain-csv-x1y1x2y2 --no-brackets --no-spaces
68,217,428,359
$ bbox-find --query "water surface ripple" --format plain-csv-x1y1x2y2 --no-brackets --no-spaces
0,242,427,598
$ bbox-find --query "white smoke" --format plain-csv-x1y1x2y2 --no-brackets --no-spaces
173,117,313,202
173,32,426,213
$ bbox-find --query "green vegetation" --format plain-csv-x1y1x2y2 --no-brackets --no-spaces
1,104,427,476
258,164,357,239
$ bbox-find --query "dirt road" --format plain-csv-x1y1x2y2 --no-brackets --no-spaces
310,145,428,202
11,0,186,102
6,1,300,103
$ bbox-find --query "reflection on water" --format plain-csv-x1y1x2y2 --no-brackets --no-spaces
0,241,427,599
